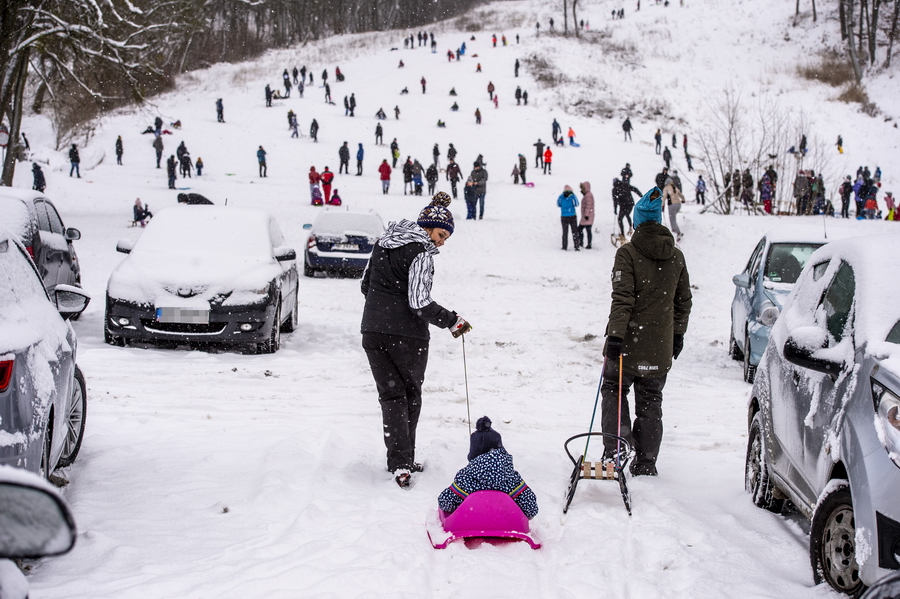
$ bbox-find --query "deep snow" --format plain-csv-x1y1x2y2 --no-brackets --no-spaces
8,0,900,596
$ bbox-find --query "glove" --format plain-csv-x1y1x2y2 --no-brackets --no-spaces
605,337,623,361
673,334,684,360
450,316,472,338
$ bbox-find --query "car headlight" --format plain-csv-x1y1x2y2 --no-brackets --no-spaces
872,379,900,469
758,301,780,327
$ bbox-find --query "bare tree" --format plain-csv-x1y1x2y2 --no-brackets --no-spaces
884,0,900,67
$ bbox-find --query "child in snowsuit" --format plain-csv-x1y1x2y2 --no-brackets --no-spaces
437,416,538,519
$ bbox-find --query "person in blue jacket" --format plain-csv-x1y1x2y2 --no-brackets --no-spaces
356,143,364,175
438,416,538,519
558,184,580,251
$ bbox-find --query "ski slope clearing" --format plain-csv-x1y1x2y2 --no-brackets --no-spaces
11,0,899,596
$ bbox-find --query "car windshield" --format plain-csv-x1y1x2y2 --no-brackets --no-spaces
764,243,822,284
314,212,383,238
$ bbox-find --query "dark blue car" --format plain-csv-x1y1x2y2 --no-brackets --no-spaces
304,210,384,278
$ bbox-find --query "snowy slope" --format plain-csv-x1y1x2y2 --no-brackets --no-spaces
10,0,899,597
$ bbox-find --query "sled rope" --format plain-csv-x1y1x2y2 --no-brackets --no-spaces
463,334,472,435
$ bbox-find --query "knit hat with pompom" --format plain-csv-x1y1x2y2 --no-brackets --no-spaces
468,416,503,461
417,191,454,235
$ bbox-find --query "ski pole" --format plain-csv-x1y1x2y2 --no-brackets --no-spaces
616,353,624,469
582,356,607,459
462,334,472,435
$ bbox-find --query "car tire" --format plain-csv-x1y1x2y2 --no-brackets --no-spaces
743,330,757,384
745,412,783,513
39,420,53,481
281,290,298,333
810,483,865,597
729,328,744,361
57,366,87,468
257,303,282,354
303,259,315,277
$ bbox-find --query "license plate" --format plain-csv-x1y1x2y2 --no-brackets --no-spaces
156,307,210,324
333,243,359,251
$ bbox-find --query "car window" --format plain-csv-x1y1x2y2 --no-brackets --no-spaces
821,261,855,344
812,261,830,281
44,202,65,234
747,238,765,275
33,200,51,232
764,243,822,284
887,320,900,344
0,238,48,307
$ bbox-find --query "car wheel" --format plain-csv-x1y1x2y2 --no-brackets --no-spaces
303,259,315,277
743,330,756,384
810,483,865,597
729,328,744,361
57,366,87,468
281,288,299,333
745,412,783,513
39,420,53,481
257,303,282,354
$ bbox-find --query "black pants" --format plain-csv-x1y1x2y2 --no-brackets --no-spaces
259,162,266,177
560,216,579,249
617,210,633,235
339,160,349,174
520,169,527,184
841,198,850,219
449,179,458,198
535,154,543,168
357,160,363,175
362,332,429,472
579,224,592,247
601,360,667,471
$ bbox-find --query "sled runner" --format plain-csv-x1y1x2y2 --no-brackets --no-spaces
563,432,632,516
426,491,541,549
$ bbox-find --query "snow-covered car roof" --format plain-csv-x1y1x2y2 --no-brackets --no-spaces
762,225,850,245
311,209,384,238
785,233,900,355
131,205,279,258
0,195,36,243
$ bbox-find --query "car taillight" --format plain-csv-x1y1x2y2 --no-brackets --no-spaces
307,235,317,249
0,359,13,393
872,379,900,469
25,246,34,259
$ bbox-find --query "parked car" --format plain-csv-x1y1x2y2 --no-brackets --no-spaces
304,209,384,277
0,466,77,599
0,188,82,295
730,228,827,383
105,205,299,353
0,227,90,478
745,233,900,596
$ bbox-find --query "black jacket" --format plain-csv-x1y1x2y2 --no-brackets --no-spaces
339,145,350,162
361,220,456,340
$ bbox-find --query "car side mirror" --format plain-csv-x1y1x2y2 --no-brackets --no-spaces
54,284,91,320
116,239,134,254
64,228,81,241
784,330,842,379
302,224,312,230
732,273,752,289
0,472,76,559
274,247,296,262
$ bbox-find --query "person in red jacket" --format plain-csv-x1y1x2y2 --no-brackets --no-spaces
320,166,335,203
543,148,553,174
378,159,392,194
309,166,321,202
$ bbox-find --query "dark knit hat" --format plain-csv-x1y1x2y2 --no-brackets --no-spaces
468,416,503,461
417,192,454,235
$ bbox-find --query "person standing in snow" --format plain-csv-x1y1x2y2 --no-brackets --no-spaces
552,119,562,145
601,187,692,476
543,147,553,174
515,59,520,77
375,123,383,146
216,98,225,123
487,81,495,100
663,176,684,241
515,86,522,105
324,83,332,103
257,146,267,177
558,185,580,251
115,136,124,165
349,93,356,117
152,134,164,168
662,146,672,169
437,416,539,518
378,159,391,194
320,166,334,203
518,154,528,185
356,143,364,176
839,176,853,219
69,144,81,178
432,143,440,169
695,175,707,205
426,163,439,194
360,192,471,487
310,119,319,143
166,155,177,189
475,108,482,124
32,163,46,192
446,158,461,199
394,105,401,120
579,181,595,249
265,84,273,107
654,129,662,154
339,141,350,174
421,77,427,94
522,90,529,105
309,166,321,200
534,139,545,169
470,162,488,219
391,139,400,168
622,118,633,142
613,177,641,237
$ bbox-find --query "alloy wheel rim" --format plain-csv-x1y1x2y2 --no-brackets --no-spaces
62,380,84,458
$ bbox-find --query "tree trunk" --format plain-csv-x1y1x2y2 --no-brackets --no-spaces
812,0,817,21
572,0,579,36
885,0,900,67
845,0,863,82
1,49,29,187
869,0,880,65
563,0,568,34
840,0,848,39
796,0,800,15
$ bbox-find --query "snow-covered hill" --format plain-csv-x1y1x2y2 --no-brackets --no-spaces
11,0,900,597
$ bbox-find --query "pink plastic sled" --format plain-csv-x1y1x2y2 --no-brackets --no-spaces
426,491,541,549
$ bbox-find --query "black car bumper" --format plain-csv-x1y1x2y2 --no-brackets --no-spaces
105,297,276,346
